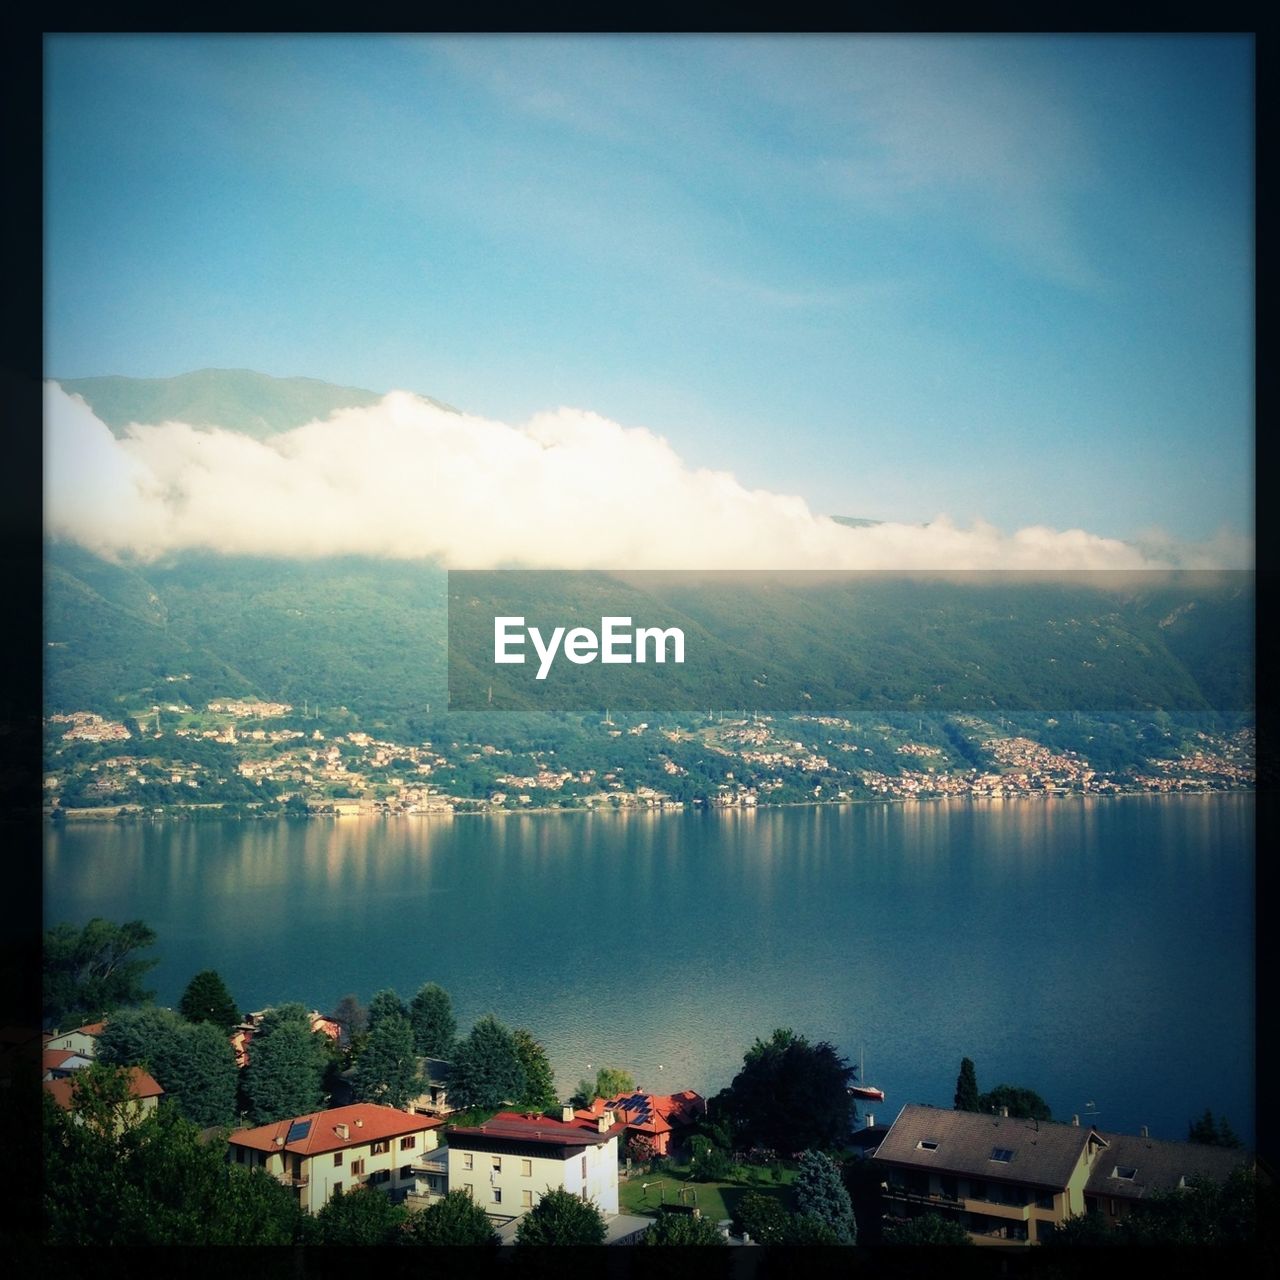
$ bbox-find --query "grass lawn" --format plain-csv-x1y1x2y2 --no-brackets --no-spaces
618,1161,797,1223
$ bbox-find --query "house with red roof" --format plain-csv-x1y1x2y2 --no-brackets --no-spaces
227,1103,444,1214
594,1089,707,1157
43,1065,165,1131
45,1021,107,1059
435,1106,625,1220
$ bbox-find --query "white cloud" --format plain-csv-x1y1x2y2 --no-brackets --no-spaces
43,381,1248,570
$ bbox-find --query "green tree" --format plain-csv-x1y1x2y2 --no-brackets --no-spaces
513,1028,558,1111
1188,1108,1243,1149
332,993,368,1043
450,1014,527,1110
594,1066,635,1100
784,1213,841,1244
978,1084,1051,1121
883,1212,973,1245
643,1213,728,1245
794,1149,856,1243
313,1185,408,1245
1119,1167,1256,1245
717,1028,855,1152
408,982,456,1057
731,1191,790,1244
367,988,410,1035
43,917,159,1027
351,1011,423,1110
97,1005,237,1127
178,968,241,1032
406,1189,500,1246
66,1060,146,1137
689,1135,733,1181
515,1187,607,1245
243,1003,329,1123
1040,1210,1119,1247
953,1057,980,1112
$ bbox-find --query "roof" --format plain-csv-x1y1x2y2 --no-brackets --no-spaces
448,1109,626,1149
43,1066,164,1110
600,1089,706,1135
43,1049,78,1071
871,1103,1100,1189
1085,1131,1250,1202
228,1103,443,1157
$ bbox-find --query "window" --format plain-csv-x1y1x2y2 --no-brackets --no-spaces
463,1153,474,1170
400,1165,413,1180
521,1159,532,1177
333,1152,343,1167
464,1183,474,1198
350,1159,365,1176
1113,1166,1138,1181
491,1187,502,1204
1036,1191,1055,1210
989,1148,1015,1163
939,1175,958,1200
333,1181,342,1196
917,1139,939,1151
491,1156,502,1171
521,1190,533,1208
370,1169,390,1186
235,1147,245,1163
371,1140,390,1155
400,1135,416,1151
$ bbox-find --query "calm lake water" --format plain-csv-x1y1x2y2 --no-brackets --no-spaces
44,794,1255,1146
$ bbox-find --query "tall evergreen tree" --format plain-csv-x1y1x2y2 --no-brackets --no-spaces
243,1003,328,1124
449,1015,526,1110
954,1057,980,1112
366,988,409,1036
179,969,240,1032
409,982,456,1057
513,1028,558,1110
794,1149,856,1244
352,1012,422,1110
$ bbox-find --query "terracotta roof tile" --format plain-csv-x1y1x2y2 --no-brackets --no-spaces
228,1104,443,1157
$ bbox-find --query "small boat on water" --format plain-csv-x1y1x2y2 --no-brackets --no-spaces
849,1046,885,1102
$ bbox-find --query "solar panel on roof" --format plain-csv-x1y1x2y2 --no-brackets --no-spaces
286,1119,312,1143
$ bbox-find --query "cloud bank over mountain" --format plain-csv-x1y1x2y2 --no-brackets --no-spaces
44,382,1250,570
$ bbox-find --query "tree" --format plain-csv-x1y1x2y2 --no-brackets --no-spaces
731,1192,790,1244
594,1066,635,1100
515,1187,606,1245
313,1185,408,1245
513,1028,558,1111
689,1135,733,1181
953,1057,979,1112
178,969,240,1032
883,1212,973,1245
406,1189,500,1246
717,1028,855,1152
1188,1108,1243,1149
449,1015,526,1110
794,1149,856,1243
43,918,159,1027
409,982,456,1058
643,1213,728,1245
97,1006,238,1128
332,993,368,1044
243,1003,329,1123
978,1084,1051,1122
367,988,409,1036
66,1060,146,1137
351,1011,422,1110
1119,1167,1256,1246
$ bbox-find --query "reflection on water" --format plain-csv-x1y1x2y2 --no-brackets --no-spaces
44,794,1253,1145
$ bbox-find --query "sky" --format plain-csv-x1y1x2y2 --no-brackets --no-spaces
44,34,1254,555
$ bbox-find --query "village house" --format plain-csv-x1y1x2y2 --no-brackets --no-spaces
227,1103,444,1214
45,1021,106,1058
592,1089,706,1157
43,1065,165,1129
871,1103,1252,1245
424,1107,625,1220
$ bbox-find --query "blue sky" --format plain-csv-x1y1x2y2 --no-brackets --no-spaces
44,34,1253,544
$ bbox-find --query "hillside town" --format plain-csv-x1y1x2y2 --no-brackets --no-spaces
42,700,1255,821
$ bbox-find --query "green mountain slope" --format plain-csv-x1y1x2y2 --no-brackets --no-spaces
55,368,456,438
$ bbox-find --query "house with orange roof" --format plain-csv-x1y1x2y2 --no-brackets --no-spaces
46,1021,107,1058
595,1089,707,1157
43,1065,164,1131
434,1106,625,1220
230,1009,342,1069
227,1103,444,1214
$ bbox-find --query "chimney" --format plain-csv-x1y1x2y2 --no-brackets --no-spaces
1141,1125,1149,1139
561,1106,575,1123
274,1135,285,1146
355,1117,363,1128
1000,1106,1009,1118
1072,1115,1079,1126
336,1123,349,1140
598,1110,614,1134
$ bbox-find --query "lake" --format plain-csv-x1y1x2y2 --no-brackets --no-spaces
43,793,1255,1146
